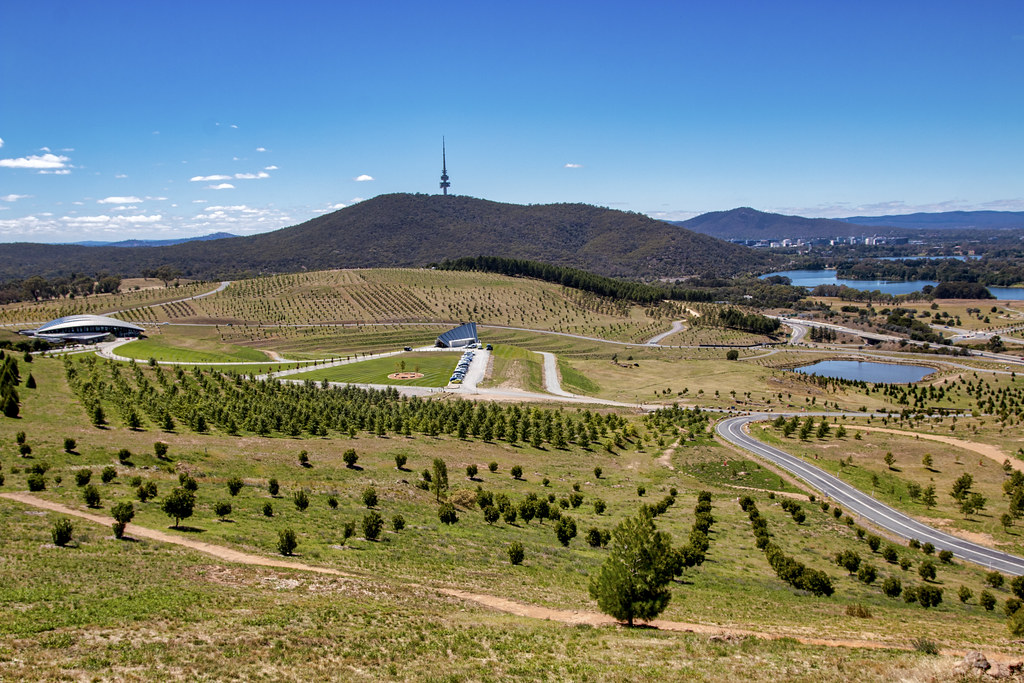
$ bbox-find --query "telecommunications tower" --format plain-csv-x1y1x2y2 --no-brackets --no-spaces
439,138,451,195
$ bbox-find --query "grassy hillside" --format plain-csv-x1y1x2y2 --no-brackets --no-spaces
0,194,772,282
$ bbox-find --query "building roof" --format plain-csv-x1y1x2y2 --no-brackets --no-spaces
35,314,144,334
437,322,478,347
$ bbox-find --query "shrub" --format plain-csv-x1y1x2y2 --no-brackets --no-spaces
918,559,937,582
392,514,405,531
466,463,478,479
908,538,921,550
958,585,973,603
845,604,872,618
1007,597,1024,617
63,437,76,453
51,518,73,546
27,473,45,491
832,507,842,519
268,478,280,496
19,444,32,457
917,585,943,608
503,506,518,525
510,465,523,480
394,453,408,470
586,527,604,547
881,576,902,598
913,637,939,655
111,500,134,525
277,528,297,555
1012,576,1024,600
327,495,338,509
986,571,1005,589
938,549,954,564
214,501,232,519
362,486,378,508
342,521,356,542
137,481,158,502
867,535,881,552
298,451,310,467
555,516,577,547
542,477,549,487
179,473,198,492
881,546,899,564
75,469,92,487
636,485,646,497
980,590,996,611
117,449,132,464
362,511,384,540
568,492,584,508
508,541,525,565
293,489,309,511
343,449,358,468
101,466,117,483
593,467,602,479
921,542,935,555
488,462,498,473
726,349,739,361
82,484,101,508
262,502,273,517
129,476,142,487
593,499,606,515
226,477,244,496
903,585,918,604
855,528,865,539
154,442,169,459
899,557,912,571
438,502,458,525
835,549,861,574
857,564,877,585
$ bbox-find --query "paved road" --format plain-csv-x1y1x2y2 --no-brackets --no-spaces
716,414,1024,575
539,351,573,397
645,320,686,345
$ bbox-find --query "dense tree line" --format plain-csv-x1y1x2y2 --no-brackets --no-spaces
930,282,994,299
0,273,122,305
695,306,781,335
437,256,713,305
0,354,21,418
835,258,1024,287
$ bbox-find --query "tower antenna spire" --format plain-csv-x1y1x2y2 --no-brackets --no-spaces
440,137,451,196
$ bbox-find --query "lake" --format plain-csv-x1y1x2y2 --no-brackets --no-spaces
793,360,934,384
762,269,1024,300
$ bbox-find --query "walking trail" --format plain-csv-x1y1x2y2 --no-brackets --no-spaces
0,490,931,653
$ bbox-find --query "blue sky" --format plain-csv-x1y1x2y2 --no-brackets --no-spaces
1,1,1022,242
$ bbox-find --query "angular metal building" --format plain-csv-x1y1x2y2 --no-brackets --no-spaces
25,314,144,344
435,322,478,348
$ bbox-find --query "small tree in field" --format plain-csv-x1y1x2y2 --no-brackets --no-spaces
466,463,478,480
431,458,449,502
511,465,523,480
162,487,196,528
508,541,525,565
277,528,297,555
227,477,243,496
82,484,101,508
362,511,384,540
394,453,408,470
588,511,674,626
555,516,577,547
343,449,358,468
63,437,76,453
293,489,310,511
214,501,233,520
438,502,458,525
268,478,279,496
154,442,169,459
111,500,135,539
51,518,74,547
362,486,378,508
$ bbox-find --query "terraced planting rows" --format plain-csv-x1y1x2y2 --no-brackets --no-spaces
0,281,214,326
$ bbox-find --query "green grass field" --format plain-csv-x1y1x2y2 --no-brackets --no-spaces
116,335,272,363
288,352,459,387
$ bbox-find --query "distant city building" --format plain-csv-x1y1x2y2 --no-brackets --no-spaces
439,138,451,196
436,322,478,348
21,314,144,344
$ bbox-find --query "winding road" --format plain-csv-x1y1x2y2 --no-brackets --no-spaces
716,414,1024,575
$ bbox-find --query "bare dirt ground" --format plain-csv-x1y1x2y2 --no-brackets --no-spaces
844,425,1017,472
2,490,1015,661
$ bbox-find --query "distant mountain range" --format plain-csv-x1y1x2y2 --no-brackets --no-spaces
837,211,1024,231
68,232,238,248
0,194,773,282
671,208,1024,241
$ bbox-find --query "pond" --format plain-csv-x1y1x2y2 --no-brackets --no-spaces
792,360,934,384
761,269,1024,300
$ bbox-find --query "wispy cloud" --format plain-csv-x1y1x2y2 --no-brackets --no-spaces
264,165,278,171
234,171,270,179
189,174,232,182
115,173,128,179
60,214,164,226
0,152,71,171
773,198,1024,218
255,147,267,152
354,174,374,182
327,202,347,210
0,137,4,148
208,183,235,190
98,196,142,204
1,194,30,202
564,163,583,169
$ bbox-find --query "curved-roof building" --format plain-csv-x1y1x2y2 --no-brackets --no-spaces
436,322,478,348
29,315,144,344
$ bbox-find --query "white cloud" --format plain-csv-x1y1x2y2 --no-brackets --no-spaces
38,169,71,175
40,146,51,152
327,202,347,210
264,165,278,170
97,196,143,204
192,199,208,203
189,174,232,182
354,174,374,182
234,171,270,179
208,183,235,190
0,152,71,170
147,196,168,201
1,194,30,202
115,173,128,179
60,214,163,226
564,163,583,169
230,124,238,129
0,137,4,148
255,147,267,152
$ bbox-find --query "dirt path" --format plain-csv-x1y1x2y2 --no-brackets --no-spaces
845,425,1018,472
0,490,1001,657
0,492,353,577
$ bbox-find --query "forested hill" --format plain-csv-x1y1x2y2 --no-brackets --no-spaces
672,207,898,241
0,194,771,282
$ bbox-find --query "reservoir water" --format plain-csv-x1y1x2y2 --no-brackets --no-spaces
761,269,1024,300
793,360,934,384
